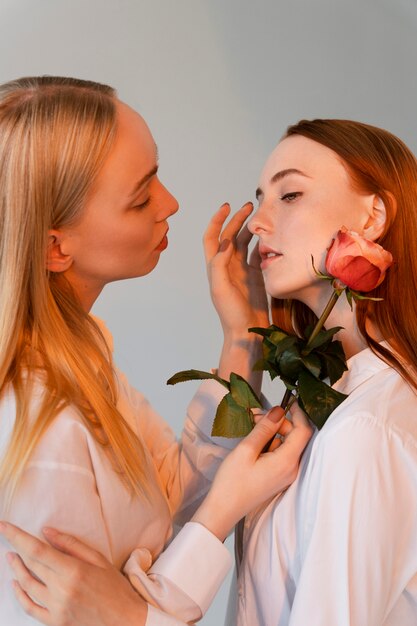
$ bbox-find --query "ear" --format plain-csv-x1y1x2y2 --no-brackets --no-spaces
46,230,73,272
362,195,387,241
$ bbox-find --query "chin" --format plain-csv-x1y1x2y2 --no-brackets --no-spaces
265,282,292,301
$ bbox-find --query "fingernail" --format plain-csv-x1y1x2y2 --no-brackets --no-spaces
219,238,230,252
43,527,57,536
266,407,285,423
0,521,7,532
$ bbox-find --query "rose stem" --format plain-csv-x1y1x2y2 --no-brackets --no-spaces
305,289,341,349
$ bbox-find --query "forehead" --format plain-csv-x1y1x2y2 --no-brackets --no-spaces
114,100,156,161
258,134,350,188
85,101,157,203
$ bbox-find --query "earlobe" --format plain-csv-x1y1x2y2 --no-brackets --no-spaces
362,195,388,241
46,231,73,273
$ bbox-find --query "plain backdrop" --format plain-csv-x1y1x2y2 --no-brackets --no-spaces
1,1,417,623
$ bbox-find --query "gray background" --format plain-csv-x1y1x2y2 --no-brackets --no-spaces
1,1,416,623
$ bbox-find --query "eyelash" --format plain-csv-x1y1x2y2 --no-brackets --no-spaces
133,198,151,210
280,192,302,202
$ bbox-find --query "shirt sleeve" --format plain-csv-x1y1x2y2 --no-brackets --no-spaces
289,412,417,626
6,415,113,558
1,414,115,626
124,522,232,623
145,604,188,626
3,412,231,625
116,372,241,523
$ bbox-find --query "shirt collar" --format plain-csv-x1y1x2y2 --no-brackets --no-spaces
333,341,391,396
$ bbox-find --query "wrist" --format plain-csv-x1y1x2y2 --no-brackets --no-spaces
191,500,233,543
218,334,264,386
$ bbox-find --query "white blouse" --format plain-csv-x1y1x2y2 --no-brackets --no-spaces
230,346,417,626
0,319,232,626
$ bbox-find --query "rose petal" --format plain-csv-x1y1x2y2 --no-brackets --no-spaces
325,228,393,292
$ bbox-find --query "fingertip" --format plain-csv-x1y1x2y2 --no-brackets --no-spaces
266,406,285,423
241,201,254,212
289,404,307,424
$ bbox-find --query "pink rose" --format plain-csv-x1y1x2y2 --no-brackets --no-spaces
325,227,393,292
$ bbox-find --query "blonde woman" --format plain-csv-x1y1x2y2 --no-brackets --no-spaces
0,76,312,625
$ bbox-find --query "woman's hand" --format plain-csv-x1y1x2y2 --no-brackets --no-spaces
0,523,147,626
204,202,269,337
192,402,313,541
204,202,269,383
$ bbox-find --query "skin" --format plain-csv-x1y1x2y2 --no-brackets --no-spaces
0,106,313,626
47,101,179,311
249,134,387,358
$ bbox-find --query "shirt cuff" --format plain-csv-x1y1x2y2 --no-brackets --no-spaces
145,603,187,626
149,521,232,616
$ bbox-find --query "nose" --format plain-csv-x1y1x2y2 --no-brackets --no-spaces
248,201,272,235
157,181,179,220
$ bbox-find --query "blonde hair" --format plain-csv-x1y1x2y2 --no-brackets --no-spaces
0,76,150,506
272,118,417,391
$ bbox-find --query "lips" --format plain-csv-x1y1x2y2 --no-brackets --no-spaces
155,229,169,252
259,244,283,269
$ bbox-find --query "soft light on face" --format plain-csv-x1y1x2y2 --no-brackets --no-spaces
57,101,179,309
248,135,376,305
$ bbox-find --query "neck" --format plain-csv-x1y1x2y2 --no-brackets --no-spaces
300,283,372,360
63,269,103,313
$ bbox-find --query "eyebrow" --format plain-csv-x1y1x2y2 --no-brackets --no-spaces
255,168,310,200
128,146,159,198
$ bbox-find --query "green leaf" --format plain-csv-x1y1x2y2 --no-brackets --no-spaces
277,344,303,381
298,369,348,429
229,373,262,409
274,335,298,358
252,357,268,371
262,338,278,360
317,341,348,385
211,392,254,437
252,357,281,381
167,369,229,390
301,352,322,379
249,325,289,340
304,326,344,351
280,376,298,391
249,326,274,338
269,330,292,346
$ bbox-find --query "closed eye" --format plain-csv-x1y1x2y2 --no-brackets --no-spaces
280,192,302,203
133,197,151,210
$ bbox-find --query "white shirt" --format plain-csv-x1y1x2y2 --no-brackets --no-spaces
0,319,232,626
230,346,417,626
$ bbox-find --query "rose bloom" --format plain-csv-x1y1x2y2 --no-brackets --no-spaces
325,226,393,292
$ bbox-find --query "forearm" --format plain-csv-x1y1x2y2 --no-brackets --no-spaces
217,333,264,395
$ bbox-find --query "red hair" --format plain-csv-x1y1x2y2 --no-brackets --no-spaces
272,119,417,390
